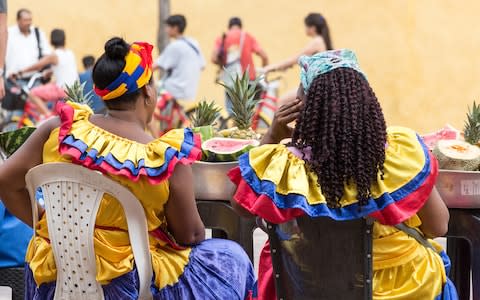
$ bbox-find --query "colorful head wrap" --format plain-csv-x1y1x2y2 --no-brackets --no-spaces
298,49,366,92
94,42,154,101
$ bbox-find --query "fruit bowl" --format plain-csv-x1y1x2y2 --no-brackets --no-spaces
436,169,480,208
192,161,238,201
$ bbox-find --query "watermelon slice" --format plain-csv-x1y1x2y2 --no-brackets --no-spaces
192,126,215,161
202,137,259,162
0,127,36,158
422,125,461,151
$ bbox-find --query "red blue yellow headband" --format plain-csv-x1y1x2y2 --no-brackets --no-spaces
94,42,153,101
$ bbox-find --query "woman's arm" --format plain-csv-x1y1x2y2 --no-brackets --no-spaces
0,117,60,226
256,49,269,67
417,186,450,238
264,39,325,73
165,164,205,246
19,54,58,74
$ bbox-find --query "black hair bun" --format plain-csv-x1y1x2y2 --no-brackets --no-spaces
104,37,129,60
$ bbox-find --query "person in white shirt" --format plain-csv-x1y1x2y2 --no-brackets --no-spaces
153,14,205,101
5,9,51,78
16,29,78,115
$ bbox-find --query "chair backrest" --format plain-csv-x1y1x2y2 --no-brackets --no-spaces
0,267,24,300
267,216,373,300
25,163,153,300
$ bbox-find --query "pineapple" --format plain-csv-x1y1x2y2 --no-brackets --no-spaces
64,81,93,107
190,100,221,127
190,100,221,143
464,101,480,145
218,69,260,139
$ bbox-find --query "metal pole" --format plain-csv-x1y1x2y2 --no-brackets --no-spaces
157,0,170,52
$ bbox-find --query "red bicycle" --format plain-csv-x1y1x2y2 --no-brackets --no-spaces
251,75,282,131
151,89,189,137
0,73,51,132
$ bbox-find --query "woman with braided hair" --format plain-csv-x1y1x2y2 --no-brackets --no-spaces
229,49,458,299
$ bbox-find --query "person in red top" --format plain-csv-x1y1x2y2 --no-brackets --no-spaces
212,17,268,112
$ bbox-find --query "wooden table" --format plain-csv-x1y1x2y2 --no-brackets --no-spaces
447,209,480,300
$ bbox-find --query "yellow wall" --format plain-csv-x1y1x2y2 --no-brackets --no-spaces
8,0,480,133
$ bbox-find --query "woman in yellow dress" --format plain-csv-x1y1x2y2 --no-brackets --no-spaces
0,37,255,299
229,49,458,299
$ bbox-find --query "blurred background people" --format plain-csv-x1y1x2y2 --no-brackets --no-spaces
79,55,106,114
17,28,78,116
5,8,51,78
154,14,205,102
263,12,333,105
211,17,268,112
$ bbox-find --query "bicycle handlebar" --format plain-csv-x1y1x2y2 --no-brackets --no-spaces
26,73,44,89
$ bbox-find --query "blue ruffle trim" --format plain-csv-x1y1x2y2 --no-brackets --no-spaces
61,128,197,178
238,135,432,221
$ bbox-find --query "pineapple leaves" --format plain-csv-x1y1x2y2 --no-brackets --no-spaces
218,69,261,130
464,101,480,145
190,100,222,127
64,81,94,107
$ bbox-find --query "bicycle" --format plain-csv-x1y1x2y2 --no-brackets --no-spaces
187,73,283,131
251,74,282,132
152,74,283,135
0,73,47,132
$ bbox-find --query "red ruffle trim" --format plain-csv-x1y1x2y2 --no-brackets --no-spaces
55,102,202,185
228,167,305,224
369,152,439,225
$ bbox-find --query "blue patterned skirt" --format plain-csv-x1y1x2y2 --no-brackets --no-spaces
435,251,458,300
25,238,256,299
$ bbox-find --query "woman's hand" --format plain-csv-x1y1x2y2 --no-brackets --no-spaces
261,98,303,145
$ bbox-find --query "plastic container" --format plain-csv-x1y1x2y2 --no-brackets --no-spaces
436,169,480,208
192,161,238,201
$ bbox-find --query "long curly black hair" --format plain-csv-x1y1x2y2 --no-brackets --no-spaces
291,68,387,208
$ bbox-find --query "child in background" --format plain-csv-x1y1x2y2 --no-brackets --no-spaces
79,55,106,114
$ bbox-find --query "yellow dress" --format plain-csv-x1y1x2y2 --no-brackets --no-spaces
229,126,457,299
25,102,197,289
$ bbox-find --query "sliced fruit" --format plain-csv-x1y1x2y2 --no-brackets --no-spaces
202,137,259,162
433,139,480,171
192,125,215,142
422,125,461,151
0,127,36,157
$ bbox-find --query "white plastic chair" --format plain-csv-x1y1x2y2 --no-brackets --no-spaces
25,163,153,300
